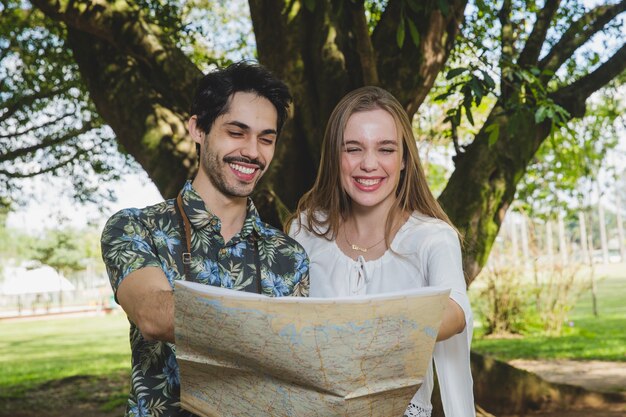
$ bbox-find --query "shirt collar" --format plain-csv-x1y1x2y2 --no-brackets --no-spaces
179,180,268,239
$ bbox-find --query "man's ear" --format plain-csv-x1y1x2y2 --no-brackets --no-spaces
188,116,204,145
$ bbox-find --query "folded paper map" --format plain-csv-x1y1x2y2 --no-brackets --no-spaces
174,281,450,417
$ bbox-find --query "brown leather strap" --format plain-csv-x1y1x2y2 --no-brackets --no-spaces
175,193,192,280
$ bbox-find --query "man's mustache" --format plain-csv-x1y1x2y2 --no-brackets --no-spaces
223,156,266,171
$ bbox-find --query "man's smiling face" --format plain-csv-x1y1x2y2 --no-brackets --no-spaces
198,91,278,199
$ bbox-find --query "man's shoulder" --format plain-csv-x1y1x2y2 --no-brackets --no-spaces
102,199,174,233
108,199,174,221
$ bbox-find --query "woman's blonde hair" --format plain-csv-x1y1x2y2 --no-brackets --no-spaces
288,86,458,245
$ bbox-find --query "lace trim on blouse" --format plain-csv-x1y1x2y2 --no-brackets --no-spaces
404,400,433,417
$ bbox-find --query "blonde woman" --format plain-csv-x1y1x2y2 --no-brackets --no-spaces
288,86,475,416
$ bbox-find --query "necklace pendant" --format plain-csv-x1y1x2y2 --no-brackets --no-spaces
351,244,368,253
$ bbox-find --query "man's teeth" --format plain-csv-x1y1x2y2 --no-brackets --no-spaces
230,163,255,174
356,178,381,186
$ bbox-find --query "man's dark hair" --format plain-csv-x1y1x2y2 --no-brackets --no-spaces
190,61,292,157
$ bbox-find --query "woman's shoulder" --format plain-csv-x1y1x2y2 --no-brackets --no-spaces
392,212,460,250
289,210,330,236
288,211,341,260
405,212,457,235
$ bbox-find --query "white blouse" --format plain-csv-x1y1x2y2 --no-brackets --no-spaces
289,212,475,417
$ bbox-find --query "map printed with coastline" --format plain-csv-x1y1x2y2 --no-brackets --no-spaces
174,281,450,417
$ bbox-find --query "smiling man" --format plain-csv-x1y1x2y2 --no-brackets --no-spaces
101,62,310,417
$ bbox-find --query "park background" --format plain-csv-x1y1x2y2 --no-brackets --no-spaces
1,0,625,416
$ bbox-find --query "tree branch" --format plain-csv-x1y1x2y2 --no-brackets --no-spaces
0,122,95,163
538,1,626,77
373,0,467,116
552,42,626,117
346,0,378,85
30,0,202,109
63,27,195,199
0,86,67,123
517,0,561,66
498,0,515,96
0,111,75,139
0,148,89,178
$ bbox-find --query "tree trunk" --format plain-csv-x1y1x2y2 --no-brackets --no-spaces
546,220,555,267
510,217,520,266
558,214,568,266
598,194,610,264
438,104,554,281
248,0,467,210
520,215,530,270
579,210,589,262
616,192,626,262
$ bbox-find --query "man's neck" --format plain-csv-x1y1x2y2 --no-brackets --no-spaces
191,175,248,243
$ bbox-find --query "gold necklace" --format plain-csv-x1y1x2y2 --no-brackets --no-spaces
343,225,385,253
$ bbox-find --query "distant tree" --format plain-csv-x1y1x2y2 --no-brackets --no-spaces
32,228,86,277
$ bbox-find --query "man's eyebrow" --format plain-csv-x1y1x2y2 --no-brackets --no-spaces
225,121,250,131
259,128,278,136
225,121,277,136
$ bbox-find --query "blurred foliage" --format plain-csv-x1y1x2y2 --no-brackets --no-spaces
0,219,103,278
0,0,254,207
472,268,626,361
0,1,132,206
515,93,625,219
475,266,530,335
473,264,591,337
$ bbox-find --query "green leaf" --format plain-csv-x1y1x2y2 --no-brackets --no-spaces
396,18,405,48
464,102,475,125
469,77,483,104
406,0,421,13
303,0,316,12
481,70,496,89
437,0,450,16
407,19,420,47
535,106,547,123
446,67,468,79
453,109,461,127
485,123,500,147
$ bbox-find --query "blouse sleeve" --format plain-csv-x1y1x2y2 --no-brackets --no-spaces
427,226,476,416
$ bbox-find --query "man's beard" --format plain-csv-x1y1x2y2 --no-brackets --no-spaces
202,150,265,198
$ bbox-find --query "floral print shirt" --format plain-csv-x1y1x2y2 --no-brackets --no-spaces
101,181,310,417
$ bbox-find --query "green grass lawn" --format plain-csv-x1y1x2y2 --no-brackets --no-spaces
0,264,623,412
0,312,130,396
471,263,626,362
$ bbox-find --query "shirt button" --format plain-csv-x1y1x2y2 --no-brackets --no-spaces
219,248,227,256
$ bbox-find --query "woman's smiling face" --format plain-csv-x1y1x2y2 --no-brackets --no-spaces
340,108,404,211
